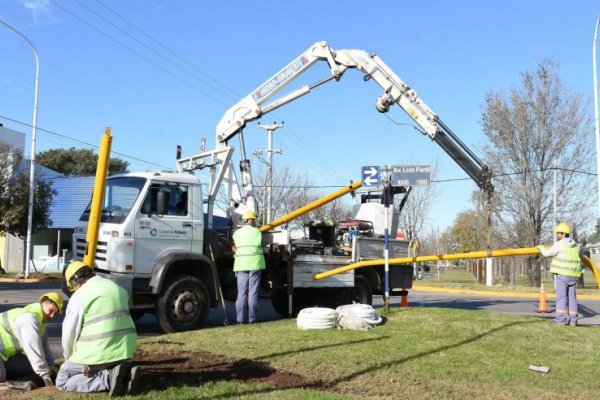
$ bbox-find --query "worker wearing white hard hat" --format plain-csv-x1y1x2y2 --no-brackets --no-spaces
0,292,63,391
232,210,266,324
537,222,582,326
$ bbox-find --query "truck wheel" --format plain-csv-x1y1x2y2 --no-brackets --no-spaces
345,275,373,305
157,275,209,333
271,289,294,317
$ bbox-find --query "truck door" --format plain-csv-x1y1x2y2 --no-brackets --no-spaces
135,183,194,275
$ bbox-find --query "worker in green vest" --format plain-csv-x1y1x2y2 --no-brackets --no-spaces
537,222,582,326
56,261,139,397
0,292,63,391
232,210,266,324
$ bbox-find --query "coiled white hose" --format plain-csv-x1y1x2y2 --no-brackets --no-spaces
336,304,382,326
296,307,337,330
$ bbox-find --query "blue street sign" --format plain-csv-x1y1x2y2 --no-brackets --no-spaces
362,166,380,187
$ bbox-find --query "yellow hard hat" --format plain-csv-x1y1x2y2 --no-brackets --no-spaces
242,210,257,221
555,222,571,235
39,292,64,314
65,261,90,290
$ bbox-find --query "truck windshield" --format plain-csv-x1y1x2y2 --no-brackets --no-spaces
79,176,146,224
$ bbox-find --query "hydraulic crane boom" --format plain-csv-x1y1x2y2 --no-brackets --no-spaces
179,40,493,225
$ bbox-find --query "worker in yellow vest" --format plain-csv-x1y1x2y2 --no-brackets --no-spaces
0,292,63,391
232,210,266,324
56,262,139,397
537,222,582,326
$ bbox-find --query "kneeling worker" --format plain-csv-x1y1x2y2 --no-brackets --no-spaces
57,261,139,396
0,292,63,391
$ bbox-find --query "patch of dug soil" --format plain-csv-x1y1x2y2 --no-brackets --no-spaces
0,350,333,398
133,350,331,393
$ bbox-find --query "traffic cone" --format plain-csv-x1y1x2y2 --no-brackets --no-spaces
400,289,409,308
536,281,549,313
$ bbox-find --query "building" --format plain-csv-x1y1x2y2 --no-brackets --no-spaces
1,125,95,272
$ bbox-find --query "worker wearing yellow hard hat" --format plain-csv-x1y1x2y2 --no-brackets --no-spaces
537,222,582,326
57,261,139,396
232,209,265,324
0,291,63,391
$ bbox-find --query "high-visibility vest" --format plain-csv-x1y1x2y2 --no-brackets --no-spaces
0,303,45,361
69,276,137,365
549,243,582,277
233,225,265,272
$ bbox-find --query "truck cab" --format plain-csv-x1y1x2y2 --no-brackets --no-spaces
73,171,221,332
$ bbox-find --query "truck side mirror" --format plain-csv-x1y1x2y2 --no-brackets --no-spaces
156,190,170,216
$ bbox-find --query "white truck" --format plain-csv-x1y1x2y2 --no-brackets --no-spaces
71,41,493,332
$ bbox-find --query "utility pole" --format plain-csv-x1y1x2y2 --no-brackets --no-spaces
593,16,600,230
1,19,39,279
255,122,284,224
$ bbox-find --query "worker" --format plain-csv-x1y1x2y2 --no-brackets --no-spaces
0,292,63,391
56,261,140,396
232,210,266,324
537,222,582,326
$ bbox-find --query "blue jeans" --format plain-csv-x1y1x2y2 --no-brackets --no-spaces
555,274,578,325
236,271,261,323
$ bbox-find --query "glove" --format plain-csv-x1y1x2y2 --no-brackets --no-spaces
41,373,54,387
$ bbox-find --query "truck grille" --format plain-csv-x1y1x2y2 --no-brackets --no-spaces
74,238,108,262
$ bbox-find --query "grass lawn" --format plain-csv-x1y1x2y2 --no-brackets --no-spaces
16,305,600,400
418,267,600,296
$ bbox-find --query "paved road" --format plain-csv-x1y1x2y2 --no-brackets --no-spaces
2,280,600,358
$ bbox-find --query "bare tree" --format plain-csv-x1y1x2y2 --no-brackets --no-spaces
480,59,593,286
397,161,439,241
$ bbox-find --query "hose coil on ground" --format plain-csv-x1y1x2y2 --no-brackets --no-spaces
336,304,382,326
296,307,337,330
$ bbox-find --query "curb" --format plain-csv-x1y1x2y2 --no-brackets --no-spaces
0,277,62,284
412,284,600,301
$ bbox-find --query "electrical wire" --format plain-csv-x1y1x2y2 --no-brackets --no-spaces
0,114,171,170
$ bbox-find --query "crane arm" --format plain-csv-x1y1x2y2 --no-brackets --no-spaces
214,41,492,195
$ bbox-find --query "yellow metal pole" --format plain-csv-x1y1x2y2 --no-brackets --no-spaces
313,246,600,292
582,256,600,291
83,127,112,268
313,247,542,280
260,180,363,232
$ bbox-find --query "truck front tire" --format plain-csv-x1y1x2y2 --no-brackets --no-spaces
157,275,209,333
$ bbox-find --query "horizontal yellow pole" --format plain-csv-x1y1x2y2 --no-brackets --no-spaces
261,180,363,232
313,246,600,292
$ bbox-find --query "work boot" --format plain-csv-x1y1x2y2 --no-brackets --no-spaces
126,365,141,395
108,363,127,397
5,380,37,391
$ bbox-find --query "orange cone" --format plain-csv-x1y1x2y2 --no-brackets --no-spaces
400,289,409,308
536,281,549,313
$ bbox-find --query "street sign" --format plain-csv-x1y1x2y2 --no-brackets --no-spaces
391,165,431,187
361,166,380,187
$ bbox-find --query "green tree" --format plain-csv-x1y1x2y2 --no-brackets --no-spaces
36,147,129,176
450,210,484,253
480,59,593,286
0,141,55,238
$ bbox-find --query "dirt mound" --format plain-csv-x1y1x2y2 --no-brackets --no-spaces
0,350,331,398
134,350,329,392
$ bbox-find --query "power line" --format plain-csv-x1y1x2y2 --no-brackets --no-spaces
0,114,171,169
92,0,240,100
72,0,237,102
49,0,228,105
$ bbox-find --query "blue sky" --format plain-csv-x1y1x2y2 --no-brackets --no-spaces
1,0,598,231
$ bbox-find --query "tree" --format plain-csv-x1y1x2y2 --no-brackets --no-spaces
252,163,353,233
0,141,55,238
397,162,439,241
36,147,129,176
480,59,593,286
